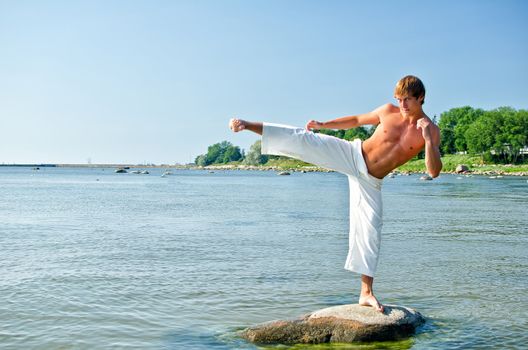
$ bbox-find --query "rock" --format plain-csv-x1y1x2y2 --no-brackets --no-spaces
455,164,469,173
115,168,127,173
241,304,425,344
419,175,433,181
278,171,291,176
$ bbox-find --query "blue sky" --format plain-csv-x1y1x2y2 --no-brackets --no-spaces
1,0,527,164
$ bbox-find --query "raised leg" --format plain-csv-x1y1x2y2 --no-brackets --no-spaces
358,274,384,313
229,118,263,135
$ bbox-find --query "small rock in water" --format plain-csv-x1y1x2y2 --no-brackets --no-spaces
419,175,433,181
241,304,425,344
278,171,290,176
455,164,469,173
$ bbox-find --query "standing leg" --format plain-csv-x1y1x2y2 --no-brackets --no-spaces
229,118,262,135
359,275,384,312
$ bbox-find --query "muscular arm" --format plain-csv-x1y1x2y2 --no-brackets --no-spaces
306,104,387,131
418,119,442,178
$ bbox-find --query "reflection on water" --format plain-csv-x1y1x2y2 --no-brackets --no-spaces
0,167,526,349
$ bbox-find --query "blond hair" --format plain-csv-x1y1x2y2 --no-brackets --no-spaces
394,75,425,105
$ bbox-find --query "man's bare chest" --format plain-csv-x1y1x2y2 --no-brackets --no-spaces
376,121,425,151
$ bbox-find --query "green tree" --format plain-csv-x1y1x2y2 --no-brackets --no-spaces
204,142,223,165
243,140,268,165
195,154,207,166
195,141,243,166
440,127,456,154
439,106,484,153
465,107,528,163
464,115,495,158
502,108,528,163
222,145,243,163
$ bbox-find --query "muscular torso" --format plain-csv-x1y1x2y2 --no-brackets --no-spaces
362,105,428,179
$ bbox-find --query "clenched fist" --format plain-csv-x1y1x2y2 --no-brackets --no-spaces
305,120,324,131
416,117,433,142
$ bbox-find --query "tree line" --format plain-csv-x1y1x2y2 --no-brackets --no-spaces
439,106,527,163
195,106,528,166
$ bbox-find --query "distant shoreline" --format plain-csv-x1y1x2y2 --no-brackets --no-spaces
2,163,527,176
192,164,528,176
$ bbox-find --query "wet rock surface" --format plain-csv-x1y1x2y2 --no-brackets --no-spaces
241,304,425,344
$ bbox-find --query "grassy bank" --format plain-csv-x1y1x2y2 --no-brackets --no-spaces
397,154,528,174
262,154,528,174
206,154,528,175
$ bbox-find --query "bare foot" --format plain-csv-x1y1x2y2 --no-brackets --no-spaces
359,294,384,313
229,118,246,132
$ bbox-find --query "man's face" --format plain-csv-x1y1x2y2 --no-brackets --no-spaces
395,94,423,116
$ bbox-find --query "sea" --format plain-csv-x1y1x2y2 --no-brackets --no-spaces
0,166,526,349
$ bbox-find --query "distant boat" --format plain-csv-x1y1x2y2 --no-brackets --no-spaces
141,170,149,174
161,170,173,177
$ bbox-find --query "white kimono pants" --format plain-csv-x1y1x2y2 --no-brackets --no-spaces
261,123,383,277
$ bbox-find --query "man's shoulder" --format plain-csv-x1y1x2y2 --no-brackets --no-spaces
376,103,400,118
378,103,400,114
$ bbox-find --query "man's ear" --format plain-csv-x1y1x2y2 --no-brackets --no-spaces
418,94,425,104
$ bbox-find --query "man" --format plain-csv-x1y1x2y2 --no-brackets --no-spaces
228,75,442,312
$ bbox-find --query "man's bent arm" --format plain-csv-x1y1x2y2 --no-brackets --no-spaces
306,104,385,131
424,128,442,178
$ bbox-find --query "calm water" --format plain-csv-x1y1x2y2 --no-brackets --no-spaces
0,167,526,349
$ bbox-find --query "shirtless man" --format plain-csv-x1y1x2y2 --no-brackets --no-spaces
229,75,442,312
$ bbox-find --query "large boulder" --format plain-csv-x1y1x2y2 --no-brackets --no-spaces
455,164,470,173
241,304,425,344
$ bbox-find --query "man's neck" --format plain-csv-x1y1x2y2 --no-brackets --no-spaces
403,111,425,124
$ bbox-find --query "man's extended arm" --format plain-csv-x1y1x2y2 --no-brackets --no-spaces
305,104,386,131
417,118,442,178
